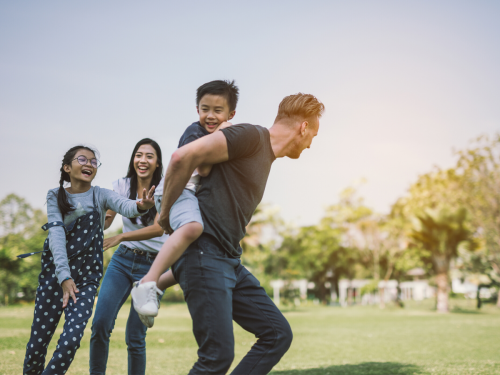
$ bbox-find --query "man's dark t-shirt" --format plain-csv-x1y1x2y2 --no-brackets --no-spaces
197,124,276,258
178,122,209,147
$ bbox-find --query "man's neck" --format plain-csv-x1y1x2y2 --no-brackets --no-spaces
268,122,296,158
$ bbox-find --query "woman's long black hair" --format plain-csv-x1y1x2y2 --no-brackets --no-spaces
57,145,99,219
126,138,163,226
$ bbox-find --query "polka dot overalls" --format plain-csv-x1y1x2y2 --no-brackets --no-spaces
19,193,104,375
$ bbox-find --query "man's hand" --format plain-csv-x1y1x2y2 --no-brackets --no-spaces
103,234,123,251
136,185,156,211
158,212,173,234
62,279,79,308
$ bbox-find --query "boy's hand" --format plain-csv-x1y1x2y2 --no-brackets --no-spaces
62,279,79,308
158,213,173,235
136,185,156,211
218,121,232,130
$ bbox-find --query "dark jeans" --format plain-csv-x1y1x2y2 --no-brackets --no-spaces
172,234,293,374
89,245,157,375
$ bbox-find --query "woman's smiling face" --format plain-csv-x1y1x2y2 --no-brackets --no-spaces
134,144,159,179
63,148,98,184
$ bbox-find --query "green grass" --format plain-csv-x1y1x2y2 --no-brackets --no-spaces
1,299,499,374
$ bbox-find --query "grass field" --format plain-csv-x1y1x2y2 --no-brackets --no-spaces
1,299,499,375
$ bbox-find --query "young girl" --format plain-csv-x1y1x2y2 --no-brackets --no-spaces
19,145,155,375
89,138,171,375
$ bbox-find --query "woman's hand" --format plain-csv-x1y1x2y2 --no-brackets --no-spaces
158,212,173,235
137,185,156,211
103,234,123,251
61,279,79,308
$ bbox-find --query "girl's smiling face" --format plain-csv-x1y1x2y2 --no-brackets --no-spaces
134,144,159,179
63,148,98,185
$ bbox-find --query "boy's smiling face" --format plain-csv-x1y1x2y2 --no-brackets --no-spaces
197,94,235,133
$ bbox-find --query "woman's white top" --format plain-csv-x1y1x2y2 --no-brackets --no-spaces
113,178,169,253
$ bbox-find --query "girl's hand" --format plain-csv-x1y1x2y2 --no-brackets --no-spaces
137,185,156,211
103,234,123,251
62,279,79,308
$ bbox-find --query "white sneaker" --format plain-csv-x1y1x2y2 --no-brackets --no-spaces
138,312,155,328
131,281,163,317
137,291,162,328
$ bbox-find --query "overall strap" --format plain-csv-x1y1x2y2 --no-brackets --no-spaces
42,221,66,232
17,221,66,259
92,189,98,211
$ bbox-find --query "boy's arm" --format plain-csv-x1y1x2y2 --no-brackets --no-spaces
159,131,229,233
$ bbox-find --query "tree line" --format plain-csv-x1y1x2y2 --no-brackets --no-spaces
241,134,500,313
1,134,499,313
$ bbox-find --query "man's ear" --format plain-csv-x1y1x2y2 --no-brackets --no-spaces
196,106,200,115
228,110,236,121
300,121,309,136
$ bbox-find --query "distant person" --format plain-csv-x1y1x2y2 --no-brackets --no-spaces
131,80,238,321
152,93,324,374
89,138,172,375
19,145,155,375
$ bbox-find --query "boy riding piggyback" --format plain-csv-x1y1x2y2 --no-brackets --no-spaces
131,80,239,318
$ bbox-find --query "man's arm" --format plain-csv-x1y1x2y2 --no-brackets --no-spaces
159,131,229,233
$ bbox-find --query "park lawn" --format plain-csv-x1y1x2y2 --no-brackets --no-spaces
0,299,499,375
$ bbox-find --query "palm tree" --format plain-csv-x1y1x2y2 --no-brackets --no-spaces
410,206,471,313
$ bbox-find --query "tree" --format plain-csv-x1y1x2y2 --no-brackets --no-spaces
409,207,472,313
391,169,475,312
455,134,500,306
0,194,46,305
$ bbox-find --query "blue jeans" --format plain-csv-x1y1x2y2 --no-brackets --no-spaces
89,245,157,375
172,234,293,374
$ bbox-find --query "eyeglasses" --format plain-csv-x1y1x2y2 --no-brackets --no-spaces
72,155,102,169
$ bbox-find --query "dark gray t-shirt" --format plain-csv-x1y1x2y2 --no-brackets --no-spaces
197,124,276,257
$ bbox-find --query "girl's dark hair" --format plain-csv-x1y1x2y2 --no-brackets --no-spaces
57,145,99,219
126,138,163,226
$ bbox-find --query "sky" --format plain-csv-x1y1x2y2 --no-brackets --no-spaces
1,1,499,228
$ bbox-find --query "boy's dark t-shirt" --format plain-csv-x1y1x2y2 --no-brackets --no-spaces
197,124,276,258
178,121,209,147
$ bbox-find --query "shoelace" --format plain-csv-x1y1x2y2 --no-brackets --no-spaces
147,284,164,307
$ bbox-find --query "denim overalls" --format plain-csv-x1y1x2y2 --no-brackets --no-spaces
20,192,104,375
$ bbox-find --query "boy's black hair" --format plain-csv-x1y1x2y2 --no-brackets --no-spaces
196,80,239,112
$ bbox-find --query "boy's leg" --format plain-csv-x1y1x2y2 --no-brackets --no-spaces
172,236,239,374
231,265,293,374
141,222,203,284
89,247,136,374
44,283,97,374
23,280,64,374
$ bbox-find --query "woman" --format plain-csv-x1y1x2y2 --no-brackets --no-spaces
89,138,169,375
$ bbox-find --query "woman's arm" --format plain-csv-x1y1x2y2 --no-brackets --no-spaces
104,210,117,230
103,213,164,251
